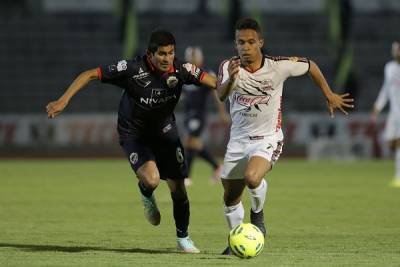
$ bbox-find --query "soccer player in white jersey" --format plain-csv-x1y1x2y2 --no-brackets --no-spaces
371,41,400,188
217,18,354,255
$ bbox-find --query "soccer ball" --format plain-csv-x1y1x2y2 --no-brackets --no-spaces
228,223,265,259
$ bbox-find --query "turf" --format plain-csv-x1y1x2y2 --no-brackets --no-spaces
0,159,399,266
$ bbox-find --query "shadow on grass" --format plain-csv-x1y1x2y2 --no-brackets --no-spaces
0,243,180,254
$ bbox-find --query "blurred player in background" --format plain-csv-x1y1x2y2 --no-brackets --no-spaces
182,46,229,186
217,18,354,255
46,29,218,253
371,41,400,188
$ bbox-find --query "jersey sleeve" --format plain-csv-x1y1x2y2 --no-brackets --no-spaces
97,59,133,85
217,60,229,86
277,57,310,80
180,62,205,85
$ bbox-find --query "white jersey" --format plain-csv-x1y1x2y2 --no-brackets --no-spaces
374,60,400,118
218,55,309,141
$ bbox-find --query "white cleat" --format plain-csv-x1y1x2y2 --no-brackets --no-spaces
177,236,200,253
140,193,161,226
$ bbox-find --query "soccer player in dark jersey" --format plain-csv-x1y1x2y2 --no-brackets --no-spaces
182,46,229,186
46,29,217,253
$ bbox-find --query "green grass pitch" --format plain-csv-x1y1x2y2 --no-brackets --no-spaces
0,159,399,266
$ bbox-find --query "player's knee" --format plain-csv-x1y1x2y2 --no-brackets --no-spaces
244,171,262,189
143,173,160,190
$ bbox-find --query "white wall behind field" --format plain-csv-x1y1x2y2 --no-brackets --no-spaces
0,113,388,159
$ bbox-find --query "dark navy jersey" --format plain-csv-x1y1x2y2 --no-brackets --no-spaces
183,69,215,114
97,55,205,139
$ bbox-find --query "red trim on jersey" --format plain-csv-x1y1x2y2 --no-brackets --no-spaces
167,65,175,73
242,55,265,73
275,96,283,132
96,67,102,80
199,71,205,81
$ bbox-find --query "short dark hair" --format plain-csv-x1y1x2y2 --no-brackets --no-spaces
235,18,262,37
147,29,176,54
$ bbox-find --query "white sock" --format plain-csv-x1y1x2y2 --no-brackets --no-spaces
247,179,267,213
395,148,400,180
224,202,244,229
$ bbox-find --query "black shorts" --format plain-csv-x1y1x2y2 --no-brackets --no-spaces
184,111,206,137
120,127,188,180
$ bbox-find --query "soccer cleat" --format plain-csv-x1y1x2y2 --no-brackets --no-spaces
177,236,200,253
210,165,222,184
221,246,231,255
250,209,267,236
390,179,400,188
140,193,161,226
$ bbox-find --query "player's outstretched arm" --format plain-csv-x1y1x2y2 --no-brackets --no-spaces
308,60,354,118
46,68,99,118
200,72,218,89
217,57,240,101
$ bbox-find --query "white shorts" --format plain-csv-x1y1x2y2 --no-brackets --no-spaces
384,112,400,141
221,136,284,180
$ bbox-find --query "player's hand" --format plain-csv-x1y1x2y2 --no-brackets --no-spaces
46,98,68,118
228,56,240,81
326,93,354,118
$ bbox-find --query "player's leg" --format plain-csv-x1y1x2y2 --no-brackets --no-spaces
384,114,400,187
166,178,200,253
185,135,200,173
391,139,400,187
155,125,200,252
220,155,247,255
136,161,161,225
221,178,246,255
244,156,271,236
184,135,202,186
245,139,284,235
120,139,161,225
184,115,203,178
222,178,246,228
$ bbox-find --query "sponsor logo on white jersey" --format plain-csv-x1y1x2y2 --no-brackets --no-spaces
235,92,271,111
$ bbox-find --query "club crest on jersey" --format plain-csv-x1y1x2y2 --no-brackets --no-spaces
117,60,127,72
235,92,271,112
166,75,178,88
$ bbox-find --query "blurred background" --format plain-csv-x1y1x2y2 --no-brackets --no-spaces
0,0,399,159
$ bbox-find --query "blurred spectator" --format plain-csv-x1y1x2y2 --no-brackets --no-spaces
182,46,229,186
371,41,400,188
